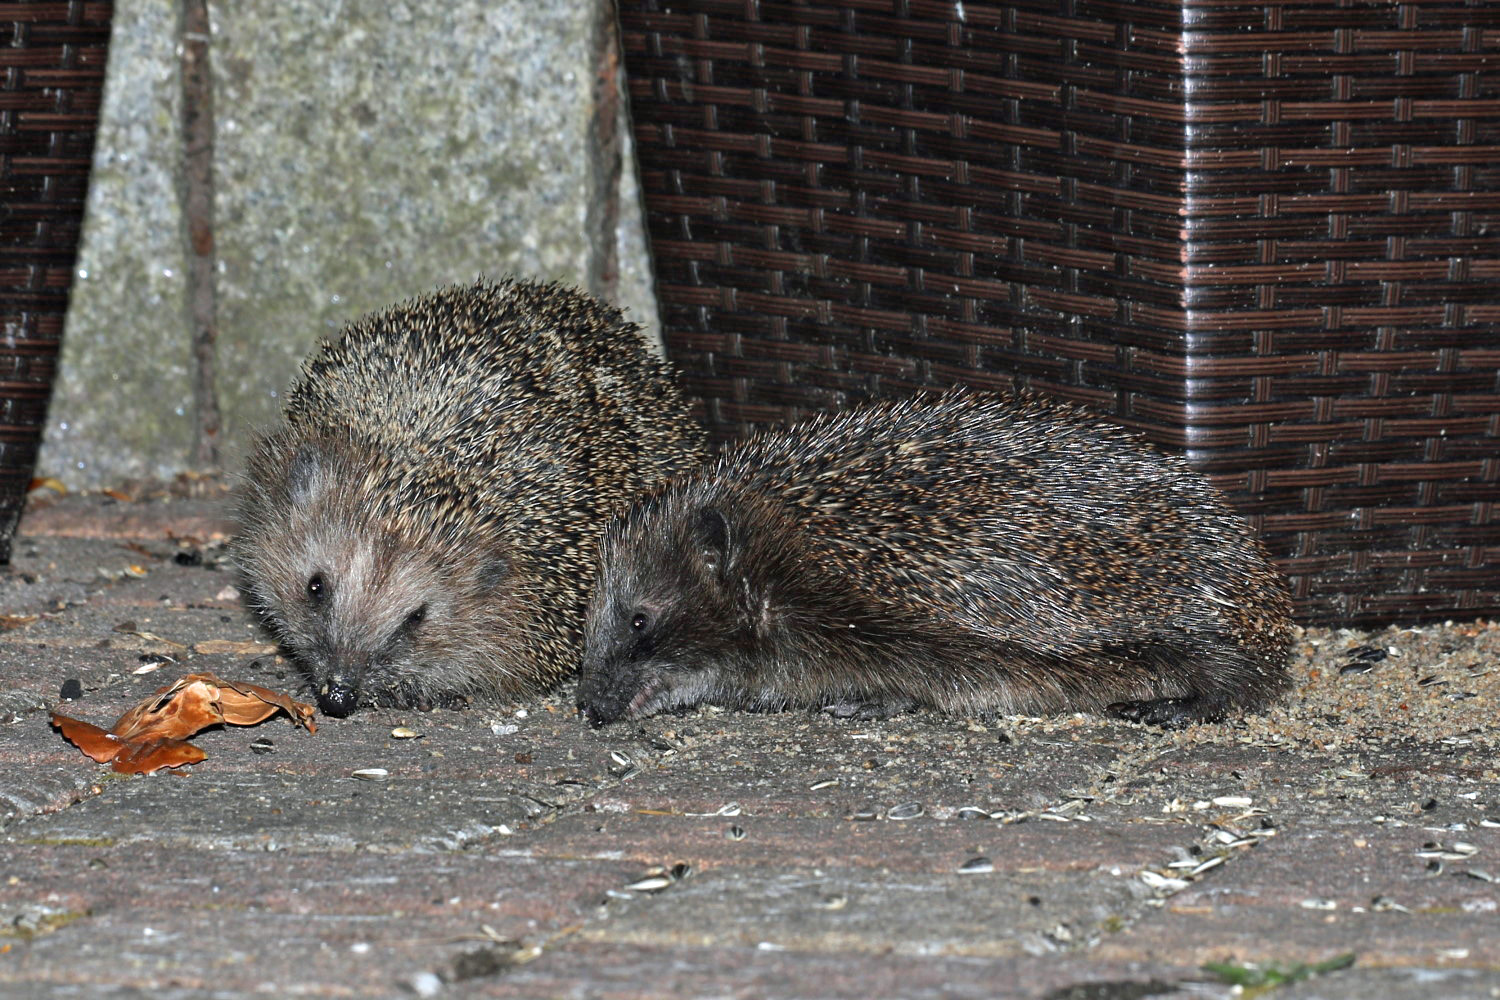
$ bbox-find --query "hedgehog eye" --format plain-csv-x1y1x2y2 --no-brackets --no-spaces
307,573,327,604
405,604,427,630
630,611,649,631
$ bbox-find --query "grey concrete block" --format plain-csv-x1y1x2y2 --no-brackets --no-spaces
40,0,658,488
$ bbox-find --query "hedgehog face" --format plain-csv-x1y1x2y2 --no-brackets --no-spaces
237,437,518,716
577,502,763,727
239,511,448,715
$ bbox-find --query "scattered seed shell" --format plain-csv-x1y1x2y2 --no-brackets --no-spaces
1211,796,1253,808
390,727,421,739
726,825,746,841
1138,870,1189,892
1190,855,1227,877
808,777,840,791
351,768,389,781
957,856,994,874
623,874,673,893
886,802,925,821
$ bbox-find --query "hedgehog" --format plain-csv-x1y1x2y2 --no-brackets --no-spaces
576,390,1293,729
234,277,707,717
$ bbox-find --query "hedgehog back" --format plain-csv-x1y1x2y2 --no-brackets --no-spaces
698,392,1289,663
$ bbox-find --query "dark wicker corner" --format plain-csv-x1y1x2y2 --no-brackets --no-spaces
621,0,1500,625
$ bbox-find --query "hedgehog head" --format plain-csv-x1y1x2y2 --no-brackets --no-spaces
577,485,808,726
236,431,520,716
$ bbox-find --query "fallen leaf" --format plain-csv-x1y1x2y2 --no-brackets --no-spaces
102,488,134,502
51,671,316,775
191,639,279,656
28,477,66,495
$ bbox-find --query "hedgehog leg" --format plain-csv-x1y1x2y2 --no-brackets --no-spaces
1103,631,1279,727
821,694,917,720
1107,694,1228,728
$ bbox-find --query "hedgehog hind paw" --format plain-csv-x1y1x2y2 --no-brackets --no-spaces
1106,695,1226,728
820,695,916,721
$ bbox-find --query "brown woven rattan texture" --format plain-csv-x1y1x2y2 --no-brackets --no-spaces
0,2,111,562
621,0,1500,625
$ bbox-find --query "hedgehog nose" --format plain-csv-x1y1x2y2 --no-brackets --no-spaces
576,699,607,729
318,680,359,718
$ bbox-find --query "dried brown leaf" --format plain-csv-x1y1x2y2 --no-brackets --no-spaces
49,713,123,764
51,671,316,774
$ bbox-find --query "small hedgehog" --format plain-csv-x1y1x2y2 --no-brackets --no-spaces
235,278,707,716
576,391,1292,728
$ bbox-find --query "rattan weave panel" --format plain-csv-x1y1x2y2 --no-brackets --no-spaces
622,0,1500,624
0,1,111,561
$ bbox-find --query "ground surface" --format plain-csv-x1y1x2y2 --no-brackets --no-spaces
0,494,1496,999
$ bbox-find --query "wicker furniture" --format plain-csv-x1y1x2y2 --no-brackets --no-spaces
0,1,111,561
620,0,1500,624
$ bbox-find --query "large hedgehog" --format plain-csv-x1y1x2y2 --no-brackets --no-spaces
235,278,707,716
577,391,1292,728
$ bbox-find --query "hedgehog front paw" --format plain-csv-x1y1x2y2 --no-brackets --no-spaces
1107,696,1225,728
820,695,916,721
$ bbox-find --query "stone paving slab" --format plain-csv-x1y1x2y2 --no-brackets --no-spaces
0,497,1496,999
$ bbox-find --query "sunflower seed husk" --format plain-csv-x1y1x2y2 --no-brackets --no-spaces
1211,796,1253,808
886,802,924,821
624,874,673,893
351,768,388,781
957,856,994,874
1190,855,1226,877
1138,870,1189,892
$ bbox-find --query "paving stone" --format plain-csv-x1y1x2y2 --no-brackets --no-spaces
460,942,1217,1000
1,507,1496,998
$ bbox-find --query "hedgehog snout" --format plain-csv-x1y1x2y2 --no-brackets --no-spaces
317,677,360,718
575,672,626,728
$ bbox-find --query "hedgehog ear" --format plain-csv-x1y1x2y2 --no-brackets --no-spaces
692,505,734,579
287,443,323,505
476,553,510,592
